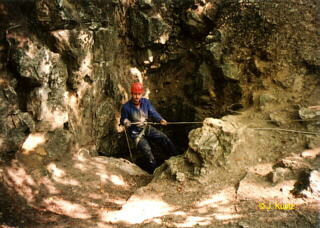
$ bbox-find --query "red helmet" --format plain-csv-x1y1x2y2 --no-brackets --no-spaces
131,82,144,94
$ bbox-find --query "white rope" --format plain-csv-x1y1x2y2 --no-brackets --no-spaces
131,121,203,125
123,127,133,161
250,127,319,135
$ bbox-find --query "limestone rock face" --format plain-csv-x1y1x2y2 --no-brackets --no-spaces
50,29,94,90
0,0,134,161
35,0,78,30
8,27,68,131
129,9,171,48
1,0,319,162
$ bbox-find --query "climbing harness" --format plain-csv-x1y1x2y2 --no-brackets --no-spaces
123,121,203,160
134,125,147,145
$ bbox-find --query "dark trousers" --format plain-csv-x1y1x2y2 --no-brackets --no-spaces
132,126,177,170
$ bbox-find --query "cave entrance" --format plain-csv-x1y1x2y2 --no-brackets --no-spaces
102,57,243,174
129,64,244,173
113,123,195,174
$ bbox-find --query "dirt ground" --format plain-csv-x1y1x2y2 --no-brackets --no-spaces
0,105,319,228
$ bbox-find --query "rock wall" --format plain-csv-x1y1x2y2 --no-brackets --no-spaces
0,1,319,227
0,0,134,162
0,0,319,162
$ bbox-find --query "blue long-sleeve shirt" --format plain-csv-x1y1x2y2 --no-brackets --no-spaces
120,98,164,136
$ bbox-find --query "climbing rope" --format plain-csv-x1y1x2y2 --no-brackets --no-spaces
122,120,319,162
131,121,203,125
123,127,133,162
130,121,319,135
250,127,319,135
122,121,202,161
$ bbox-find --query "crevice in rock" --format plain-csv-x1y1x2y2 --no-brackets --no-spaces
304,62,320,75
7,61,41,112
291,171,311,196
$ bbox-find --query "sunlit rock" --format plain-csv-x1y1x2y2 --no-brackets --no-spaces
155,117,249,182
299,107,320,120
1,153,151,225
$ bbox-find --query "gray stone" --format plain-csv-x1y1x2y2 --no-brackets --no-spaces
18,112,35,132
183,10,208,36
44,129,71,159
221,60,242,81
51,29,94,90
269,167,292,183
198,62,211,80
35,0,77,30
254,56,269,73
175,172,186,182
9,30,67,86
276,156,312,170
188,118,239,168
299,107,320,120
193,167,201,176
195,62,215,99
185,149,202,167
306,136,320,149
259,93,277,106
202,2,219,21
269,112,287,126
129,10,170,47
207,42,223,63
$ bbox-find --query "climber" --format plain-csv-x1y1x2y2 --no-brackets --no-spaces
120,82,178,172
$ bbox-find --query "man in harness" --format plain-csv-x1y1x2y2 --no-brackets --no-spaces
120,82,178,172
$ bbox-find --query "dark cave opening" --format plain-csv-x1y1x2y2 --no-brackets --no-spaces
99,53,245,174
7,60,41,112
111,79,242,174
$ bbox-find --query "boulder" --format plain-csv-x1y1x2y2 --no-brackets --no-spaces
269,112,287,126
299,106,320,132
268,167,293,184
202,1,219,21
275,156,312,170
221,59,242,81
183,9,208,36
259,93,277,106
206,42,223,63
299,107,320,120
156,117,249,181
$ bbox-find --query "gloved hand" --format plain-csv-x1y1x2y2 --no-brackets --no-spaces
160,119,167,125
123,119,131,128
137,121,147,128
